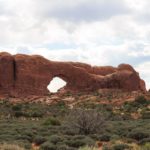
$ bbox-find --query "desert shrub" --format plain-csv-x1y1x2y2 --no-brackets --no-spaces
29,111,44,117
99,134,111,141
43,117,61,126
79,146,99,150
140,143,150,150
65,91,72,97
135,96,148,105
108,113,122,121
57,144,69,150
80,137,95,146
123,96,149,113
107,94,113,101
128,130,149,141
66,148,77,150
123,103,136,112
65,136,94,148
56,101,66,108
93,104,113,113
78,102,98,109
65,139,86,148
40,142,56,150
13,108,44,118
73,135,86,140
66,108,106,135
139,138,150,145
14,111,24,117
112,125,129,137
49,135,62,144
11,140,31,149
15,129,35,143
141,111,150,119
12,104,22,111
112,143,130,150
102,145,112,150
48,101,68,117
33,136,47,145
15,134,33,142
61,127,77,136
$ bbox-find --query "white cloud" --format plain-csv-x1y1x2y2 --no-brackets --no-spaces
35,0,130,22
0,0,150,89
136,62,150,90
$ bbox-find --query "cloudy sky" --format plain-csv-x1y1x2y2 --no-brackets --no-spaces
0,0,150,89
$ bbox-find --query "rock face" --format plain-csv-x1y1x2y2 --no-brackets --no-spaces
0,52,15,96
0,52,146,97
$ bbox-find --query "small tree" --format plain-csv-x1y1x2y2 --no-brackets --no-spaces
66,108,106,135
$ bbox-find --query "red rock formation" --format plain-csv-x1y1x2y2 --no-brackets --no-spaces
0,52,146,97
0,52,14,96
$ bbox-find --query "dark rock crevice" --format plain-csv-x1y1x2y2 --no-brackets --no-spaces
13,59,16,81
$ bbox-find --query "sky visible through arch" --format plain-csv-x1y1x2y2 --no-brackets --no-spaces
47,77,67,93
0,0,150,89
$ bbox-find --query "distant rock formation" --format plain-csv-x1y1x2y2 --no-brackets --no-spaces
0,52,146,97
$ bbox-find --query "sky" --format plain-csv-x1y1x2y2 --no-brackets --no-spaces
48,77,67,93
0,0,150,90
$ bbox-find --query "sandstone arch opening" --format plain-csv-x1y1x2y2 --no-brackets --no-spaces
47,77,67,93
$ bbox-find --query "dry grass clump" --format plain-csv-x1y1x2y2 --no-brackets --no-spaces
79,146,99,150
0,143,25,150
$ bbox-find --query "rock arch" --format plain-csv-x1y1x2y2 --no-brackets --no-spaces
0,52,146,97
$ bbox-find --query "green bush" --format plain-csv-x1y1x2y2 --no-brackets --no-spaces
81,137,95,146
128,130,149,141
65,139,86,148
43,117,61,126
123,103,135,112
79,146,99,150
65,136,94,148
57,144,69,150
13,108,44,118
112,144,130,150
33,136,46,145
72,135,87,140
40,142,56,150
135,96,148,105
123,96,149,113
139,138,150,145
49,135,62,144
140,143,150,150
29,111,44,117
14,111,24,118
99,134,111,142
141,111,150,119
102,145,112,150
12,104,22,111
15,134,33,142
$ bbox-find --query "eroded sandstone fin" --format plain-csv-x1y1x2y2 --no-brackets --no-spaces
0,52,147,97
